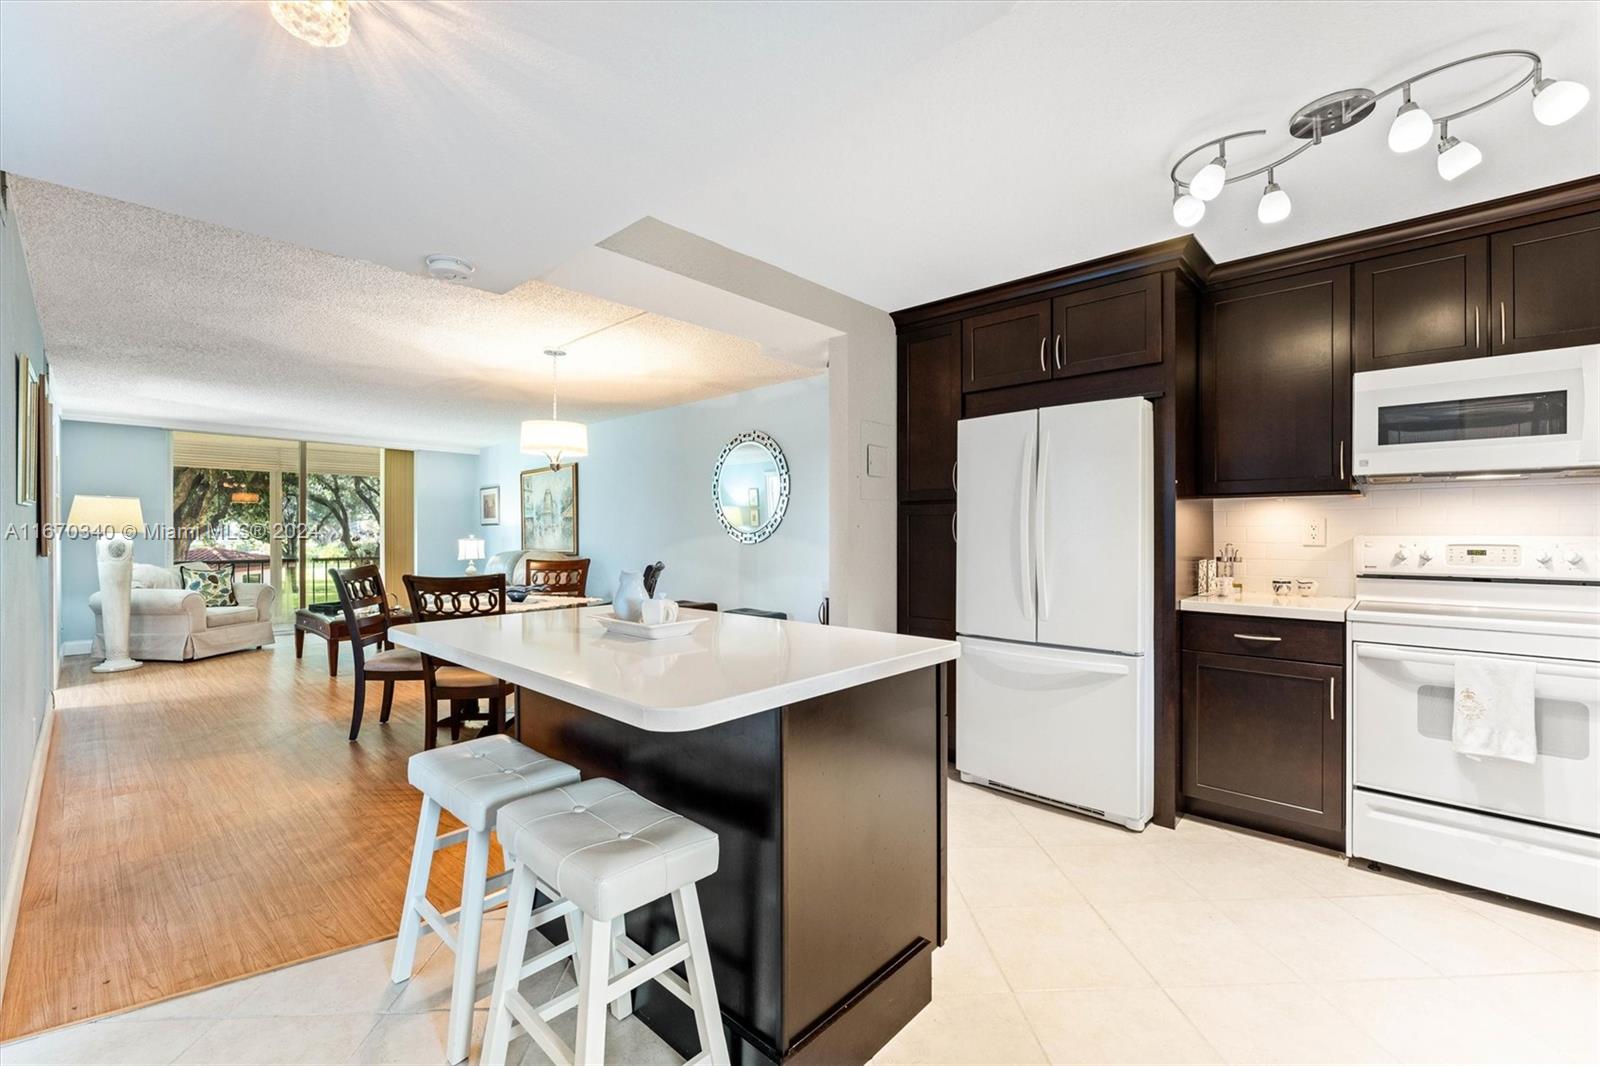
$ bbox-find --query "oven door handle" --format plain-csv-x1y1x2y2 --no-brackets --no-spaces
1354,644,1600,683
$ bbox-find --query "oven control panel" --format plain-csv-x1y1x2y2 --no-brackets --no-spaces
1358,535,1598,580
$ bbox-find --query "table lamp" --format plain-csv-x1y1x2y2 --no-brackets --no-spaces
458,536,486,575
67,494,145,673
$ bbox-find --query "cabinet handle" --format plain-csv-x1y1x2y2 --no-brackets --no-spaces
1328,677,1336,721
1339,440,1345,482
1038,336,1047,373
1500,301,1507,345
1054,334,1063,371
951,512,957,543
1474,305,1480,349
951,461,958,492
1233,633,1282,643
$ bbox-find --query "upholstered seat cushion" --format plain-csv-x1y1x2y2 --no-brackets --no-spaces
204,605,259,628
407,735,579,832
497,778,719,921
433,665,508,690
364,648,423,675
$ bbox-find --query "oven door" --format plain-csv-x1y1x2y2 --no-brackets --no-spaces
1353,642,1600,833
1352,346,1598,478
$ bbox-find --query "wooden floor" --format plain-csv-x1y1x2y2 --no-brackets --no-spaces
0,641,497,1039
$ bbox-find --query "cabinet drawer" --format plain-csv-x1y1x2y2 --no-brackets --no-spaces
1180,612,1343,665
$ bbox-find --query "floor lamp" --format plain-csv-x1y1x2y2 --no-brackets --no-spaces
68,494,145,674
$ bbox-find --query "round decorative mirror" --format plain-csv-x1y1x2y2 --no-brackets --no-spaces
712,431,789,544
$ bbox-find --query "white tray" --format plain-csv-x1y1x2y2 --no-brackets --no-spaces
594,613,708,640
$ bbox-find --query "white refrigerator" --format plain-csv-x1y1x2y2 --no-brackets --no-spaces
955,396,1154,830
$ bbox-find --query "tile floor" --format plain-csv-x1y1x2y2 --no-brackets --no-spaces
3,778,1597,1064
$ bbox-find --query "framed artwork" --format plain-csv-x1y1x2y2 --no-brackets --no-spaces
36,370,51,556
520,464,578,555
15,353,37,505
479,485,500,525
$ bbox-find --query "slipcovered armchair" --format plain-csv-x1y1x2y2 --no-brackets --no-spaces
90,563,276,662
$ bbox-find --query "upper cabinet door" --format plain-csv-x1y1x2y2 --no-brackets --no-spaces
899,322,961,501
1353,238,1489,372
962,300,1052,393
1491,209,1600,355
1051,274,1163,378
1200,267,1352,496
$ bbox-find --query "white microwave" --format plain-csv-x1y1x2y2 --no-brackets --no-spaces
1352,346,1600,481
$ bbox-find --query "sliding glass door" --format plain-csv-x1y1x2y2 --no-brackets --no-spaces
170,433,382,626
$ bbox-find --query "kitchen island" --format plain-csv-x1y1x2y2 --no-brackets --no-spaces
388,606,959,1065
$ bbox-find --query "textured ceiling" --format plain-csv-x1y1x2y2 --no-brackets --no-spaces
2,1,1594,318
10,178,814,450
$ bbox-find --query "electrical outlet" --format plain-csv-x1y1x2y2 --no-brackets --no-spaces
1304,516,1327,547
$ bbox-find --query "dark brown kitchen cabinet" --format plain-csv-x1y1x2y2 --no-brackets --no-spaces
1052,274,1163,377
1200,267,1352,496
1182,646,1344,849
899,321,961,501
1354,238,1489,371
1491,209,1600,354
962,299,1051,393
898,502,956,640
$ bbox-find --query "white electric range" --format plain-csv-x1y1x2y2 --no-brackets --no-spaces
1347,534,1600,917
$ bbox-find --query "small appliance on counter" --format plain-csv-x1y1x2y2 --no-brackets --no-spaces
1347,533,1600,917
954,396,1153,830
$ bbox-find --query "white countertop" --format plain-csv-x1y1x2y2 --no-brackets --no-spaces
1180,593,1352,623
507,594,607,613
388,606,959,732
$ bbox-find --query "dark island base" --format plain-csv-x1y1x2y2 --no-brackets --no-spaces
516,665,947,1065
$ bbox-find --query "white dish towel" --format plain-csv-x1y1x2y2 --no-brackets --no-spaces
1453,656,1538,764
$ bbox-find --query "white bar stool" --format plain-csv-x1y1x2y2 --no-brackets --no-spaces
390,734,581,1065
483,778,730,1066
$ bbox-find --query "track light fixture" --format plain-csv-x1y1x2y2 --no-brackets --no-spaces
1167,49,1588,229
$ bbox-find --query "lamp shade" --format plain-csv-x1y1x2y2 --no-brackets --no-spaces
66,495,144,536
269,0,351,47
520,419,589,464
457,537,486,562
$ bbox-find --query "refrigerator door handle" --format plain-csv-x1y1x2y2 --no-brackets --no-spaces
1035,428,1051,621
1018,429,1035,620
971,642,1131,677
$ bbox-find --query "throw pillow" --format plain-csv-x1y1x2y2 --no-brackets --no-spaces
131,563,180,590
179,565,236,607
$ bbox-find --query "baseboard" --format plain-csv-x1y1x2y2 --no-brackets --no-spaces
0,703,56,1012
59,640,91,657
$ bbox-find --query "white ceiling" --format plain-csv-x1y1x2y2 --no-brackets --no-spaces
1,0,1597,435
10,177,813,450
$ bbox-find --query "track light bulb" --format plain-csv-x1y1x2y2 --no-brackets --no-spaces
1257,178,1291,224
1532,77,1590,126
1436,134,1482,181
1387,100,1434,153
1172,191,1205,228
1190,155,1227,201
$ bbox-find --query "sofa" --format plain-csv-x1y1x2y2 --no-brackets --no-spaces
90,563,277,662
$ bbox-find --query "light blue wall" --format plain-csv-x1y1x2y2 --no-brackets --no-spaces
1,194,52,906
413,450,480,576
58,420,173,645
477,375,829,621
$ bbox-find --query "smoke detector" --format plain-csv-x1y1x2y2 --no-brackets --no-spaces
424,254,476,282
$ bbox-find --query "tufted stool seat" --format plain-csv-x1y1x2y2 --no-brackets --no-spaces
497,778,719,921
483,778,729,1066
407,734,579,832
391,735,580,1065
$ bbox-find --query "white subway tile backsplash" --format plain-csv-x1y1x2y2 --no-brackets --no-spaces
1207,481,1600,598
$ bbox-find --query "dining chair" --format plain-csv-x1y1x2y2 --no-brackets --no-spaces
402,573,520,749
332,565,424,742
523,557,590,597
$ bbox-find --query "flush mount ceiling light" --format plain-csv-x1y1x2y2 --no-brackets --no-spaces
1167,49,1588,230
269,0,351,48
520,349,589,470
